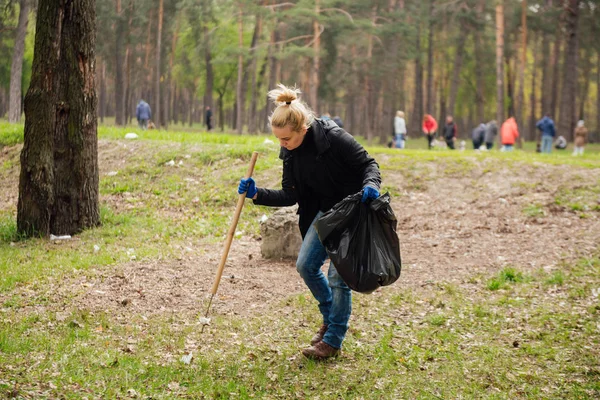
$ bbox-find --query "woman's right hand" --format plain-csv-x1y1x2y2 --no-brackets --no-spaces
238,177,258,199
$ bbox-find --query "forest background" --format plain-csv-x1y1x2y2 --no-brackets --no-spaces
1,0,599,144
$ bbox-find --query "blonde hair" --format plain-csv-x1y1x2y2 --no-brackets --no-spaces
268,84,315,132
396,110,405,118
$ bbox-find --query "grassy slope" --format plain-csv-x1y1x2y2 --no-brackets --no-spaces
0,122,599,398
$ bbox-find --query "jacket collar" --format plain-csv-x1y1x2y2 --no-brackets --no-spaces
279,119,331,160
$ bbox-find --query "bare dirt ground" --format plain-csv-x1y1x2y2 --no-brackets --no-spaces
1,142,600,322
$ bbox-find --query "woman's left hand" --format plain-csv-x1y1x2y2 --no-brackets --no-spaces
361,186,380,203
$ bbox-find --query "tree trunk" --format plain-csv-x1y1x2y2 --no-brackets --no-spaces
114,0,125,125
8,0,30,123
597,49,600,137
577,46,591,120
425,0,434,114
154,0,164,129
309,0,320,112
410,17,423,137
473,0,485,124
18,0,99,237
558,0,580,142
550,29,562,119
203,24,213,111
515,0,527,148
236,7,244,134
529,32,538,141
540,0,553,115
448,31,467,118
99,59,106,123
495,3,505,126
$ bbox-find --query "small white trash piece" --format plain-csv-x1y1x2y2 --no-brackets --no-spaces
50,234,72,241
165,160,175,167
181,352,193,365
199,317,211,326
124,133,138,139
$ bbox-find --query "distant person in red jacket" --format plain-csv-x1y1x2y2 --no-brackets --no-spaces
500,117,520,151
422,114,438,149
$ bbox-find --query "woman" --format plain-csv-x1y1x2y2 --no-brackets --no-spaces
394,110,407,149
422,114,438,149
573,120,588,156
238,84,381,360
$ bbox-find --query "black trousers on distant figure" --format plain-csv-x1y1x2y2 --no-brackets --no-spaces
446,139,455,150
426,133,434,149
485,142,494,150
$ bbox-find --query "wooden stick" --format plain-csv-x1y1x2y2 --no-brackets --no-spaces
202,151,259,329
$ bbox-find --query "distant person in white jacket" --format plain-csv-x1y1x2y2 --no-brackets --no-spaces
394,110,407,149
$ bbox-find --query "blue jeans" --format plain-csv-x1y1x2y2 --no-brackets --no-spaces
394,134,405,149
296,212,351,349
503,144,514,151
541,135,553,153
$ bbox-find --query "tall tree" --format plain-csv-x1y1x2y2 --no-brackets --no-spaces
235,5,244,134
8,0,31,123
155,0,164,129
425,0,434,114
18,0,99,237
114,0,126,126
495,2,505,126
473,0,485,124
515,0,527,147
558,0,580,141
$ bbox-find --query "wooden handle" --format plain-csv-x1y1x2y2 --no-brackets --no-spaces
209,151,259,296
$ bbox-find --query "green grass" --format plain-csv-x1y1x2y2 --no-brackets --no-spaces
487,267,527,291
523,204,545,218
0,255,598,398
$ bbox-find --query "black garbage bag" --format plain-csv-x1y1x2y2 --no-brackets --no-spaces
315,192,401,294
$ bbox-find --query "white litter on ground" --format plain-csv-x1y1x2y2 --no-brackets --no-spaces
124,133,138,139
50,234,71,241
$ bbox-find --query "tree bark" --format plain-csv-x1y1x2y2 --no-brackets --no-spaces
8,0,30,123
99,59,106,123
425,0,434,114
540,0,553,115
529,32,538,141
18,0,99,237
410,16,423,137
558,0,580,141
448,30,467,118
154,0,164,129
202,0,213,113
114,0,126,126
309,0,320,112
236,6,244,134
473,0,485,124
577,46,591,120
515,0,527,148
495,3,505,126
550,29,562,118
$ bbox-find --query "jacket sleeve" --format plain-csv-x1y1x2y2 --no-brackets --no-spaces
331,128,381,190
136,105,140,120
453,124,457,138
253,153,297,207
432,119,438,132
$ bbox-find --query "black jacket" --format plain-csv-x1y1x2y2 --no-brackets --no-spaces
254,119,381,238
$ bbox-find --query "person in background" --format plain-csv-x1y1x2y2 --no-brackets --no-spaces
205,106,213,131
555,135,567,150
536,113,556,154
573,120,588,156
320,113,331,121
442,115,458,150
394,111,407,149
471,123,486,150
484,120,498,150
332,115,344,129
136,99,151,130
422,114,438,150
238,84,381,360
500,116,519,151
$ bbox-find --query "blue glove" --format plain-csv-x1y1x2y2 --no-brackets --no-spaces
238,177,258,199
361,185,379,203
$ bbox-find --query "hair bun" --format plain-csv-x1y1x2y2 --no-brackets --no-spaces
269,83,301,106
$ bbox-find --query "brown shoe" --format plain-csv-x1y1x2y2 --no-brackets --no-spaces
310,324,328,346
302,341,340,360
